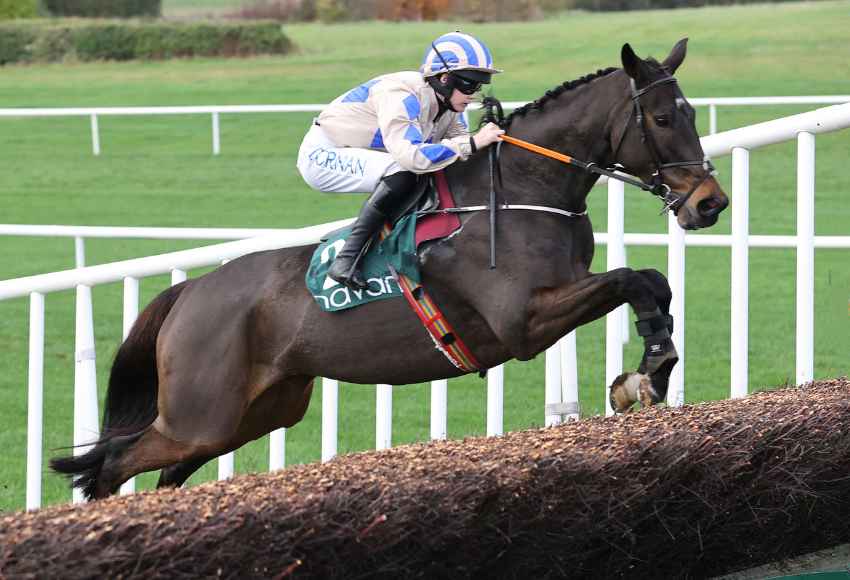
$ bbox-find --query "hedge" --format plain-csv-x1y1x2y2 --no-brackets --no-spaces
2,379,849,578
0,0,38,19
43,0,161,18
258,0,813,22
0,20,293,64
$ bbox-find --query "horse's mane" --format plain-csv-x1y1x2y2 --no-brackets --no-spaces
498,56,670,128
500,67,620,127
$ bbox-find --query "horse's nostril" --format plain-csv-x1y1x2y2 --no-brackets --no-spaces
698,196,728,218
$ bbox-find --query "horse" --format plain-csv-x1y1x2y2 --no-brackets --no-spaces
52,39,728,500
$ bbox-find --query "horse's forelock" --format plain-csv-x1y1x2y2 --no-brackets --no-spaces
643,57,671,76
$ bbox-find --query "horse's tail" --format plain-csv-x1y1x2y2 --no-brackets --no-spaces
50,281,188,499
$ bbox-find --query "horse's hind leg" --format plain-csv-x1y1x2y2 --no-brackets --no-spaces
157,455,214,489
155,375,316,490
93,424,212,499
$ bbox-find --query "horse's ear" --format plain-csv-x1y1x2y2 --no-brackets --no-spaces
621,43,643,80
662,38,688,74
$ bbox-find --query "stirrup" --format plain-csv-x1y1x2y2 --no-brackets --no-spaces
327,240,372,290
328,264,367,290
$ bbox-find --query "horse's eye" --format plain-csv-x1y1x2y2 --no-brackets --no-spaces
654,115,670,127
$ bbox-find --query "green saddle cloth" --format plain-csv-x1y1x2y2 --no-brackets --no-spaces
306,213,419,312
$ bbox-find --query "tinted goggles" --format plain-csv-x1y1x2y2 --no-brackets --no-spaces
452,75,483,95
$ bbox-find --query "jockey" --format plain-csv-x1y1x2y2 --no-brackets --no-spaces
297,31,505,290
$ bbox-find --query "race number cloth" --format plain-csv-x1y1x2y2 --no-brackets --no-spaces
306,214,419,312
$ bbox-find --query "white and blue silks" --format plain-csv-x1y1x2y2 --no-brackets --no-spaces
297,71,473,194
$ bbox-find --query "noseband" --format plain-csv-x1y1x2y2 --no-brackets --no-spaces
617,75,716,214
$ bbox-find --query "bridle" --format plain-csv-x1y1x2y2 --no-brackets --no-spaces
614,75,717,214
494,74,717,216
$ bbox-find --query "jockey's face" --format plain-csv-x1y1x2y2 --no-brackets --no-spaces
437,73,477,112
449,88,475,112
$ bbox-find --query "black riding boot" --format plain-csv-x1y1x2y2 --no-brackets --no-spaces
327,171,417,290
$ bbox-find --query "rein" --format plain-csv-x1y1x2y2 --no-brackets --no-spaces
495,75,716,215
500,134,667,199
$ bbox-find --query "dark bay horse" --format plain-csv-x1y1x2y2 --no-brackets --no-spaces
52,39,728,500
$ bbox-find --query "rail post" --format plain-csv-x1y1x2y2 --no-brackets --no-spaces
605,179,625,415
270,428,286,471
545,342,563,426
212,112,221,156
667,213,686,407
376,384,392,450
731,147,750,398
486,366,504,436
74,237,86,268
90,113,100,156
26,292,45,510
321,378,338,461
709,104,717,135
796,132,815,385
560,331,580,421
73,284,99,504
431,379,448,440
119,277,139,495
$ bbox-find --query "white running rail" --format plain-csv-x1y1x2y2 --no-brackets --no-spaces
3,102,850,510
1,97,848,155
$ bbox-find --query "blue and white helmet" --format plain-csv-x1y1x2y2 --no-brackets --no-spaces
421,32,502,79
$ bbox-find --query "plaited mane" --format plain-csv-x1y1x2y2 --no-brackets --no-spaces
501,67,619,127
501,57,669,128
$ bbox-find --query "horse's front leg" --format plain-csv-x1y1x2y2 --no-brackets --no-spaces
527,267,677,412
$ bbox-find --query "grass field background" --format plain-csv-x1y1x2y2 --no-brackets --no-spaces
0,1,848,511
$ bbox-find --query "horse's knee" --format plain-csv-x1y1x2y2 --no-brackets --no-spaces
638,267,667,284
637,268,672,307
611,268,662,314
609,267,635,295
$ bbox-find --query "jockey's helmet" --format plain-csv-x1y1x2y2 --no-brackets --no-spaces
421,32,502,93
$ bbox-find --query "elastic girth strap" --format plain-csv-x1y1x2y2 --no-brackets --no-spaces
378,224,481,374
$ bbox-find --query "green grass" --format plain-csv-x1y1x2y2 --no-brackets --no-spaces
1,2,849,512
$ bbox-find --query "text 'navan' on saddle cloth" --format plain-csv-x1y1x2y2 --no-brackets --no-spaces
306,213,419,312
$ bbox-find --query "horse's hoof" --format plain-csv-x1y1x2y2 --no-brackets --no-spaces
609,372,656,413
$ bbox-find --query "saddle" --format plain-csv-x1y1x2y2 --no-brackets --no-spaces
308,171,461,305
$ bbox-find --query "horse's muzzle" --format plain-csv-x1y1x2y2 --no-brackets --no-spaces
678,179,728,230
698,194,729,219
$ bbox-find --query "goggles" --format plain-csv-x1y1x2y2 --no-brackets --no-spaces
452,74,483,95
